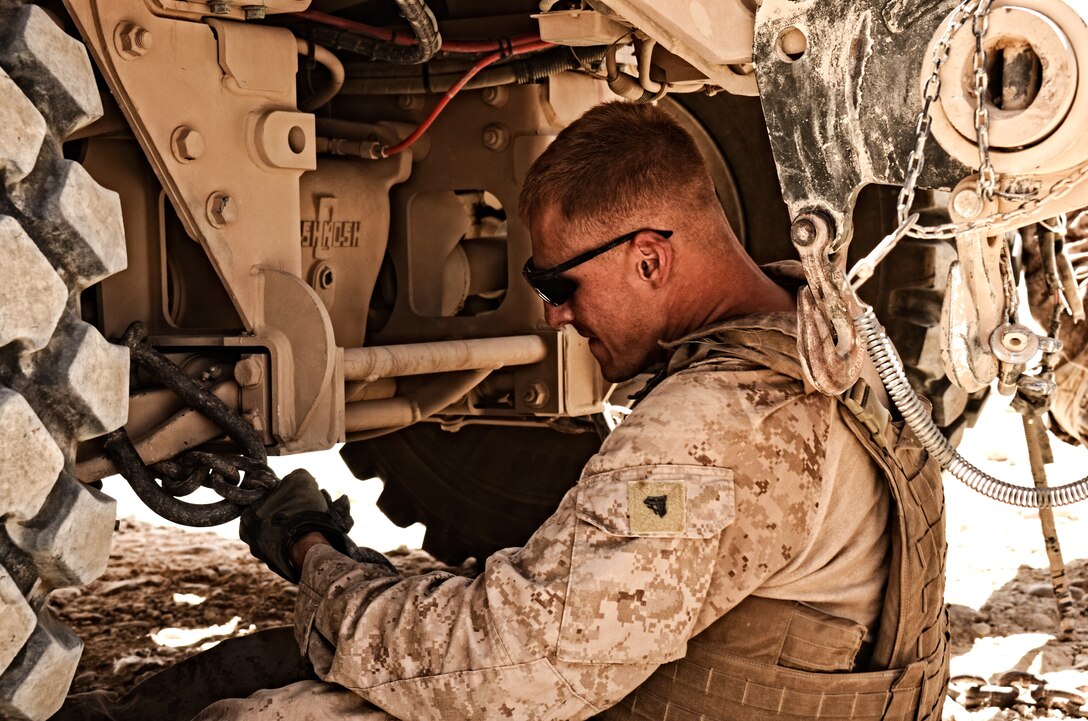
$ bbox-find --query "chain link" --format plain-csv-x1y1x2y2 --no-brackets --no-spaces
895,0,981,228
910,162,1088,239
972,0,997,199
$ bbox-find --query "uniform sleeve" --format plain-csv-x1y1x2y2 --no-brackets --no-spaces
293,369,824,721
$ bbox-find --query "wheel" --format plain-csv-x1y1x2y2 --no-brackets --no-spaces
340,424,601,565
0,6,128,719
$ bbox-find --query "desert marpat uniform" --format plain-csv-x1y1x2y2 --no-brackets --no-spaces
194,286,948,721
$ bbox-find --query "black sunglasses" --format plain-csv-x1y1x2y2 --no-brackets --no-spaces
522,228,673,306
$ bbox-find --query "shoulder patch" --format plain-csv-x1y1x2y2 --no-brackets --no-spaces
628,480,685,533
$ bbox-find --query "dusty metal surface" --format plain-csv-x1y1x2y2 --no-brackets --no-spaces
590,0,758,95
753,0,968,249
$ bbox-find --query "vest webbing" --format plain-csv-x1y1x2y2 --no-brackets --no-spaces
598,354,949,721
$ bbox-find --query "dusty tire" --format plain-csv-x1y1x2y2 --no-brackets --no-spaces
0,6,128,720
340,425,600,565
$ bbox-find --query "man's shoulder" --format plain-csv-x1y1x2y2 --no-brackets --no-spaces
585,363,832,475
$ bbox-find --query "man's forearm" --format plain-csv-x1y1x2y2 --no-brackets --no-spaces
291,531,332,571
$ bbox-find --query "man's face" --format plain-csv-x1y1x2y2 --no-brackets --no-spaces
528,206,664,382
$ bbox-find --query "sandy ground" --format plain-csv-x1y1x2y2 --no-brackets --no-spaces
51,402,1088,718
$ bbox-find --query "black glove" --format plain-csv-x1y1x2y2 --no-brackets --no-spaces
239,469,354,583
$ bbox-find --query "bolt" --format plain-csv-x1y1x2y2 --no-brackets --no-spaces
209,1,232,14
206,192,237,228
233,357,263,387
952,187,984,219
523,381,549,409
243,5,266,20
396,94,424,111
482,124,510,152
481,86,509,107
171,127,205,162
790,217,817,247
115,22,152,59
200,365,222,383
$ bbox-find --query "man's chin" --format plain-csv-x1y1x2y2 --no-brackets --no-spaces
590,343,645,383
598,359,640,384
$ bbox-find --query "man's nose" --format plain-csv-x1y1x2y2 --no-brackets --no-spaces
544,302,574,330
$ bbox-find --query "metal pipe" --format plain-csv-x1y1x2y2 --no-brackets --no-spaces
345,369,491,438
345,398,417,431
343,335,547,380
297,38,346,111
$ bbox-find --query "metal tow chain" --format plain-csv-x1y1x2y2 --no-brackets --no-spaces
103,322,281,527
971,0,996,201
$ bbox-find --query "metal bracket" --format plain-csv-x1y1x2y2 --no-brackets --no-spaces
791,211,866,394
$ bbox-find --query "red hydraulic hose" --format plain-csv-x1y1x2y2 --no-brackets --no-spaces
381,39,553,157
293,10,542,54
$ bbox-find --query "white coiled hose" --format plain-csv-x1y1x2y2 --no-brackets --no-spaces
855,304,1088,507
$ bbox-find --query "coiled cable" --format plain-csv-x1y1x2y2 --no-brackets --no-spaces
855,304,1088,507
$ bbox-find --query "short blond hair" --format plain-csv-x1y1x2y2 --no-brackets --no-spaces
518,101,719,236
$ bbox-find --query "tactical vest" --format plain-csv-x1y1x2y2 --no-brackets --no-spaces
599,325,949,721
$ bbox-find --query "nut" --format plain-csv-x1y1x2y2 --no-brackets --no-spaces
396,94,424,111
482,124,510,152
481,86,509,108
170,127,205,162
114,22,152,60
790,217,817,247
523,381,549,409
208,1,232,14
243,5,266,20
233,357,263,387
990,323,1040,364
206,192,237,228
951,187,984,219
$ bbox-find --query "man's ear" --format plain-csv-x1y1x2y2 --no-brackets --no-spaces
633,231,671,288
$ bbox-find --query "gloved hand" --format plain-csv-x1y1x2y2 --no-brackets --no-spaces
239,469,353,583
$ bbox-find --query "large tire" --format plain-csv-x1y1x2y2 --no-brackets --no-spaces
0,6,128,720
340,424,600,565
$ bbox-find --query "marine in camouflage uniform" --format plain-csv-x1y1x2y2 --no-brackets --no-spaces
60,101,949,721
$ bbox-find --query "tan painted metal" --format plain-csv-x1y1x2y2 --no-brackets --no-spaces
64,0,349,453
343,336,548,381
587,0,758,95
144,0,309,23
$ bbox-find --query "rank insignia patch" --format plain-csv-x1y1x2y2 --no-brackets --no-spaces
627,480,685,533
643,495,667,517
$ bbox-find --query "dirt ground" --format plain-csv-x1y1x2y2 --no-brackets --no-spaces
51,403,1088,719
51,520,475,698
